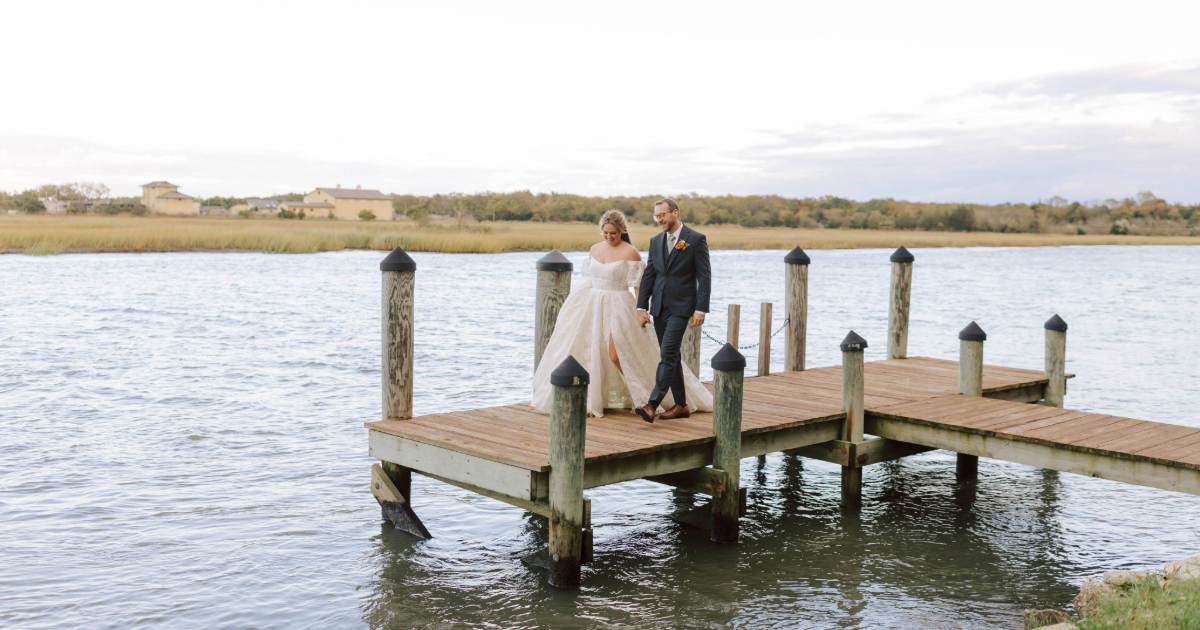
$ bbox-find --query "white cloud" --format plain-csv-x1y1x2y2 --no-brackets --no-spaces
1,1,1199,202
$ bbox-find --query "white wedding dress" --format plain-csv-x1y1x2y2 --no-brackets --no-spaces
532,256,713,418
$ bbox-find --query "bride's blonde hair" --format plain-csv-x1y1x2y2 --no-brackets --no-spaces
599,209,631,244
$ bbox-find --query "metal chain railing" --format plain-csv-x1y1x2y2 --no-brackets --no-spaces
701,317,790,350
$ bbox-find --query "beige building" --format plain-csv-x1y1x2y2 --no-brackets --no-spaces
141,181,199,215
229,199,280,215
304,185,391,219
278,200,335,217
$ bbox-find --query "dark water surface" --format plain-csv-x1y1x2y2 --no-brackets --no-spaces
2,246,1198,629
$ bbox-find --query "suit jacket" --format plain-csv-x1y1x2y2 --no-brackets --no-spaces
637,223,711,318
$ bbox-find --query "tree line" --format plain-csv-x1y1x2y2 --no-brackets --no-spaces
389,191,1199,236
3,184,1197,236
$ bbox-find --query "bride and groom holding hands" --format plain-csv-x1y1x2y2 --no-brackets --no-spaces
531,199,715,422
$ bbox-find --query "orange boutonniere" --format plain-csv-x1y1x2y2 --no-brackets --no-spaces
674,240,689,251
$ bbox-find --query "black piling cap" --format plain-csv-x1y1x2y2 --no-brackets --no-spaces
710,343,746,371
1044,314,1068,332
959,321,987,341
784,246,811,265
550,355,590,387
890,246,914,263
839,330,868,352
536,249,573,272
380,247,416,272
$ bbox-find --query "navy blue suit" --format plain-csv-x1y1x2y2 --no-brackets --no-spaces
637,224,711,407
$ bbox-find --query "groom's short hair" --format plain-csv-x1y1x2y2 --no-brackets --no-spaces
654,198,679,213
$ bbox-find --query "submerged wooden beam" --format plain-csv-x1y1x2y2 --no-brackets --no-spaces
645,466,728,497
867,416,1200,497
789,438,935,468
371,463,432,539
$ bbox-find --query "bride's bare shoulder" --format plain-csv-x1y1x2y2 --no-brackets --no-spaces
621,243,642,262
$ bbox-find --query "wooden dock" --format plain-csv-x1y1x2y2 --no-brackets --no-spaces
365,245,1200,588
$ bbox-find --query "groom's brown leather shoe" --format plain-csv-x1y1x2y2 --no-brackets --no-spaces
658,404,690,419
634,404,657,423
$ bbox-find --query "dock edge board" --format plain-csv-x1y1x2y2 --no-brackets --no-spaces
867,416,1200,496
369,429,546,502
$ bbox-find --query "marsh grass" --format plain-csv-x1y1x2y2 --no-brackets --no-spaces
3,214,1199,255
1073,575,1200,630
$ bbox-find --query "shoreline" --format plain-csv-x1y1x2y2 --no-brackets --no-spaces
2,215,1198,256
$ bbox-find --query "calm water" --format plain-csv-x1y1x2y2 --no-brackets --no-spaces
2,245,1198,629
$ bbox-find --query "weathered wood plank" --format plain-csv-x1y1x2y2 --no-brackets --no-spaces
369,430,544,501
644,467,728,497
868,416,1200,496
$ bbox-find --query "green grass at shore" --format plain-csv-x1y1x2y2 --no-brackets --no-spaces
1076,575,1200,630
3,214,1199,255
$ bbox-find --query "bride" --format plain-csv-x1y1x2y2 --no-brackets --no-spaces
532,210,713,418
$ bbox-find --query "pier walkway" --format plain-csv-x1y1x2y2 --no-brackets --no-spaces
365,245,1199,588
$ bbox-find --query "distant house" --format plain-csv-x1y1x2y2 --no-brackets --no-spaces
304,185,391,219
229,199,280,214
141,181,198,215
199,206,230,216
40,197,110,214
278,200,335,217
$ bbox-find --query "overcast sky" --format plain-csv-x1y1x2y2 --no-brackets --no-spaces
2,0,1198,202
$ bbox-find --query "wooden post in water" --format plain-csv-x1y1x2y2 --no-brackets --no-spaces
547,355,588,588
534,250,573,371
378,247,431,539
887,246,914,360
839,331,867,503
726,304,740,346
957,321,987,477
1044,315,1068,408
381,246,416,421
757,302,772,377
784,247,810,371
710,343,746,543
682,323,702,378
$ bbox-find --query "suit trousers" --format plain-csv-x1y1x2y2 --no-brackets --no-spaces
650,307,689,408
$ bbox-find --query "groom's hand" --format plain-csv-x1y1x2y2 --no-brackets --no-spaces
637,310,651,328
691,312,705,327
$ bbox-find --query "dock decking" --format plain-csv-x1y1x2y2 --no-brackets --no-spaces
368,356,1200,507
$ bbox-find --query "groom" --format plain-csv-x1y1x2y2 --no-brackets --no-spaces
635,198,711,423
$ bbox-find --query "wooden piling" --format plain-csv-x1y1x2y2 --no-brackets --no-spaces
839,331,867,503
681,322,702,377
727,304,740,346
887,246,914,360
757,302,772,377
710,343,746,543
1044,315,1068,408
381,247,416,421
534,250,573,371
784,247,810,371
957,321,986,476
547,355,588,588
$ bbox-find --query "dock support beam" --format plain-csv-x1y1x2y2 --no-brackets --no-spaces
382,247,416,421
726,304,740,346
377,247,431,537
757,302,772,376
711,343,746,543
547,356,588,588
957,321,987,476
534,250,573,371
1044,315,1068,408
784,247,809,371
887,247,914,360
682,323,702,378
839,331,868,504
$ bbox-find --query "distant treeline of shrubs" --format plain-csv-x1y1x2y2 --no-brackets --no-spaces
390,191,1200,236
3,185,1197,236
